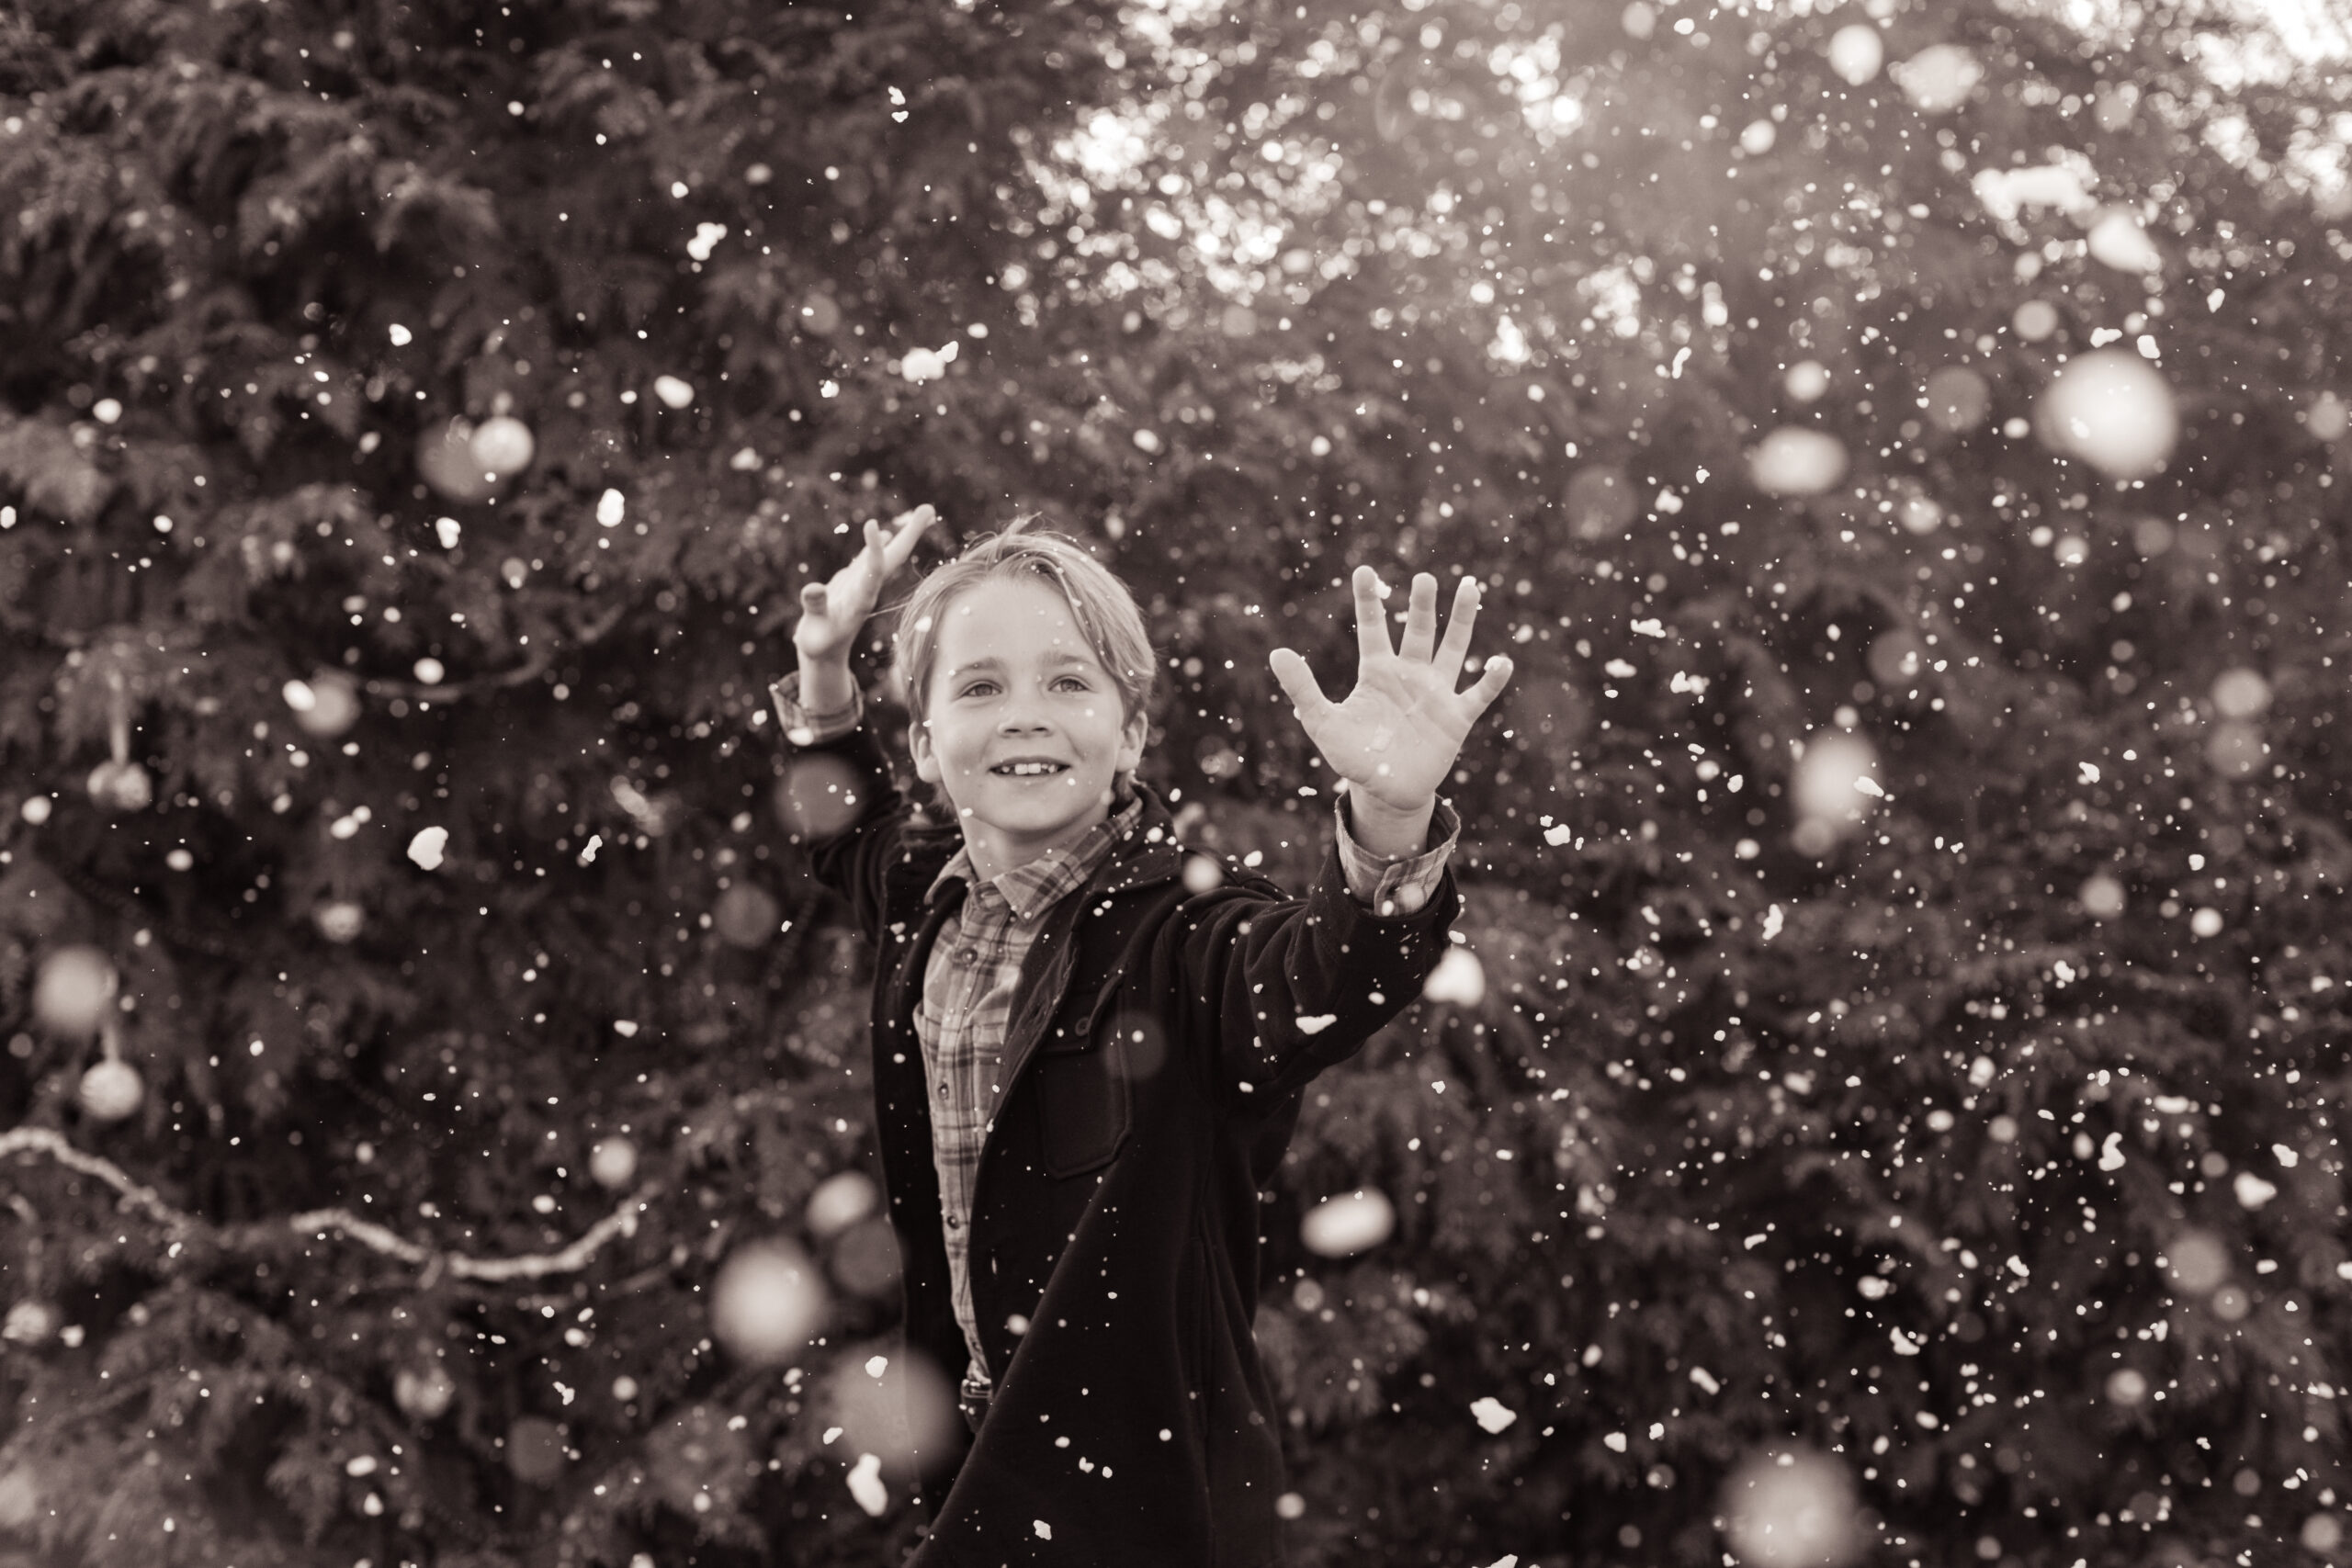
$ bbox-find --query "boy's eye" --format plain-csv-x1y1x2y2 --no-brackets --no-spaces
959,682,998,698
1053,675,1091,691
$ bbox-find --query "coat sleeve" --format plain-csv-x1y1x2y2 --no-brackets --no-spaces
769,675,916,941
1167,839,1460,1118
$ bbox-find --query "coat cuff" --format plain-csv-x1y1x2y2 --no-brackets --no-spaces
768,672,865,744
1333,795,1459,916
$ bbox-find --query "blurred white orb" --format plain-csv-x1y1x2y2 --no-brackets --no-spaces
1621,3,1655,40
653,376,695,410
1783,360,1830,402
1181,854,1226,895
1740,119,1777,155
2189,907,2225,939
314,900,367,943
33,947,115,1037
1721,1447,1864,1568
846,1452,888,1517
86,759,153,813
2012,299,2061,342
774,755,865,840
1826,25,1883,85
806,1170,880,1239
2307,390,2349,440
2037,350,2177,480
820,1341,959,1471
1750,428,1848,496
710,1238,825,1364
413,657,445,685
2211,668,2272,719
1422,946,1487,1007
394,1360,458,1420
589,1135,639,1190
2206,722,2264,778
1892,45,1982,112
0,1471,36,1529
469,414,536,478
1923,366,1990,432
1792,733,1881,823
2079,873,2127,919
78,1058,143,1122
2086,209,2164,275
2105,1367,2149,1405
291,671,361,739
1301,1189,1396,1258
417,419,498,503
2165,1229,2230,1292
1897,492,1943,534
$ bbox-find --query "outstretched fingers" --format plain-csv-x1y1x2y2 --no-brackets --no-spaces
1269,647,1335,726
1351,565,1395,670
1431,576,1483,676
1456,652,1515,721
1396,572,1442,663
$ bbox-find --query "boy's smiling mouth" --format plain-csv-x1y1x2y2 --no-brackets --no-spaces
989,759,1069,776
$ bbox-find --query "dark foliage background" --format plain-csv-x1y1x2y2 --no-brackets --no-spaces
2,0,2348,1564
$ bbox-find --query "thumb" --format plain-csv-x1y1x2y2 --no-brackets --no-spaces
799,581,829,611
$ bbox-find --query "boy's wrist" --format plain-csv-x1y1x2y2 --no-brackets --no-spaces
1342,788,1437,860
794,653,859,714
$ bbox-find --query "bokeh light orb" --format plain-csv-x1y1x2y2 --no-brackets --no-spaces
806,1169,880,1240
2308,390,2349,441
314,900,367,943
417,419,499,503
506,1416,567,1484
33,946,115,1037
1865,628,1925,688
394,1360,458,1420
1783,360,1830,403
77,1058,143,1122
1924,366,1991,432
2165,1229,2230,1293
1792,733,1881,823
1826,25,1883,86
1721,1447,1865,1568
1750,428,1849,497
0,1472,37,1530
831,1217,904,1298
290,671,362,739
712,882,782,947
2210,668,2272,720
2206,721,2264,778
709,1238,826,1365
2037,350,2177,480
820,1343,961,1472
1564,464,1638,540
469,414,536,479
1301,1189,1396,1258
589,1135,639,1190
2012,299,2061,342
774,755,865,840
2105,1367,2149,1405
2079,873,2127,919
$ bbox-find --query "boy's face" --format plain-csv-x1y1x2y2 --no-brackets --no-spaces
909,574,1147,876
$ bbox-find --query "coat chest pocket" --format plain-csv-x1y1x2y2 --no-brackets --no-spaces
1030,984,1130,1179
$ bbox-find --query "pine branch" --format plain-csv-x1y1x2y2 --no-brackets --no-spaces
0,1126,655,1282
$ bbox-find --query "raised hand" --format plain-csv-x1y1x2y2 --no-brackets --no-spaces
793,504,937,663
1269,567,1514,815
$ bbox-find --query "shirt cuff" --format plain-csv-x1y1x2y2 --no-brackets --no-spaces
1333,795,1459,916
768,672,865,744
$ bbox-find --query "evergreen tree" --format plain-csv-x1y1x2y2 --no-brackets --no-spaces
3,0,2349,1565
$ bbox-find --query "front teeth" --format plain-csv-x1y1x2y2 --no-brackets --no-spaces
997,762,1062,775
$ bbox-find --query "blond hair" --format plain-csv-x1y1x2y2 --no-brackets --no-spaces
890,517,1157,732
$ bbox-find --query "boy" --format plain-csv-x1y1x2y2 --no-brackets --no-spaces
771,506,1512,1565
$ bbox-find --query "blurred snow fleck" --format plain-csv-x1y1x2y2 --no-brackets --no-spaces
1301,1189,1396,1258
406,827,448,870
1422,947,1487,1006
2086,209,2164,274
1749,427,1848,496
1469,1397,1518,1434
1760,905,1784,942
686,221,728,262
2036,349,2177,479
1974,160,2095,221
434,517,461,549
900,342,959,383
653,375,695,409
1892,44,1982,112
846,1452,887,1517
2233,1171,2277,1210
1034,1519,1053,1540
1295,1014,1337,1035
2099,1133,2126,1171
596,489,626,527
1721,1447,1864,1568
1603,1431,1628,1452
1689,1367,1720,1394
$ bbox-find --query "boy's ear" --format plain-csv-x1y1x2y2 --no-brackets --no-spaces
1115,709,1148,778
908,717,941,784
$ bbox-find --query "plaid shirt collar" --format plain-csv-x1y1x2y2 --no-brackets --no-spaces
925,788,1147,921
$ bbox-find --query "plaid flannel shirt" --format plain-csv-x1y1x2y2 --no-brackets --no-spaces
770,676,1456,1403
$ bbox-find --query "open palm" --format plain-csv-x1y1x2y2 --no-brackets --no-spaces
1270,567,1514,813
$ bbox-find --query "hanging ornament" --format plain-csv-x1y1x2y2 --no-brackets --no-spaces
469,414,536,480
287,671,362,739
86,672,151,813
78,1023,143,1122
417,418,500,503
314,900,367,943
588,1135,639,1190
394,1359,457,1420
32,946,115,1037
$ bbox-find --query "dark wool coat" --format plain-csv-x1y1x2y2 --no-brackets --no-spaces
791,720,1460,1567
